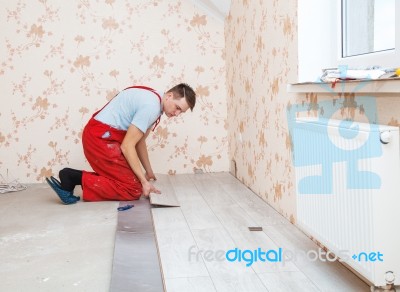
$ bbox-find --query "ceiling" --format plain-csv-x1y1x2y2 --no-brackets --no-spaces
189,0,231,23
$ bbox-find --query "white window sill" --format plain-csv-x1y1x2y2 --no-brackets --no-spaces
287,78,400,94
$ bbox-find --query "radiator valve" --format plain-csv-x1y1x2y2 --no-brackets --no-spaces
385,271,395,284
380,131,392,144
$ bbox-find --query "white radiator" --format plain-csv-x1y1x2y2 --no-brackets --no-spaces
293,117,400,287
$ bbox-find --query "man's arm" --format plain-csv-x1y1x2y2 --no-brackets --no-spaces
120,125,160,196
135,127,156,180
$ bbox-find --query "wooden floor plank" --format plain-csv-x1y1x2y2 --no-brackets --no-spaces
262,223,369,291
151,173,370,292
169,175,222,230
191,228,269,292
219,180,290,226
150,174,180,207
189,173,237,208
193,182,299,273
164,276,216,292
151,207,209,279
211,171,244,185
257,271,320,292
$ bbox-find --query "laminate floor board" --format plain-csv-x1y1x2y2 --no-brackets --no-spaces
257,271,320,292
168,174,222,230
153,173,369,292
207,203,258,233
219,179,289,226
216,176,368,291
225,228,299,274
195,195,299,273
151,174,180,207
172,194,222,230
168,174,209,203
151,207,209,279
168,173,195,188
187,173,223,193
151,206,190,232
189,175,269,236
187,174,312,277
188,174,237,208
263,223,369,291
191,227,269,292
164,276,217,292
209,171,242,185
209,273,268,292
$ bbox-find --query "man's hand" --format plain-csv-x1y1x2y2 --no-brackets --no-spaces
142,180,161,197
145,171,157,181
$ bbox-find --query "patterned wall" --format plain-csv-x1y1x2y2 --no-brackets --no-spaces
0,0,228,183
225,0,298,222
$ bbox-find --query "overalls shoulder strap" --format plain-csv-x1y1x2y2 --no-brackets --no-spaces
123,85,162,131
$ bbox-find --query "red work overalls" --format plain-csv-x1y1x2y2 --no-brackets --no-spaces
81,86,161,201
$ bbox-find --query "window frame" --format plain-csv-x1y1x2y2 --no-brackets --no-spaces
337,0,400,69
297,0,400,82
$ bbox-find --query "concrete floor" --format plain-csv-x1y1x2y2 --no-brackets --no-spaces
0,184,118,292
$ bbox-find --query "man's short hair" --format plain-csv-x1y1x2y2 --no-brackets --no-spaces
167,83,196,111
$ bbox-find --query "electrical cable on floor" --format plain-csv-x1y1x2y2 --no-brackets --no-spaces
0,173,27,194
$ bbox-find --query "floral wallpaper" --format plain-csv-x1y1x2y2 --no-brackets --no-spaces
225,0,298,222
0,0,228,183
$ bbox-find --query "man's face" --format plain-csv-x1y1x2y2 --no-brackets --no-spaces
163,92,190,118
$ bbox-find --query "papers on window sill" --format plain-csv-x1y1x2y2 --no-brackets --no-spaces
320,68,389,83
